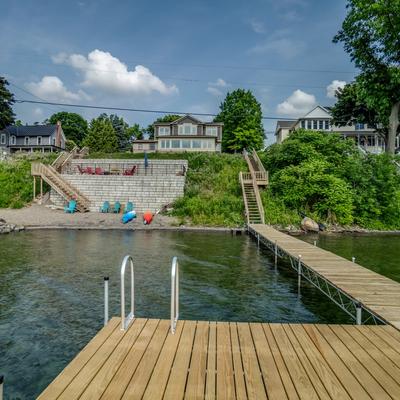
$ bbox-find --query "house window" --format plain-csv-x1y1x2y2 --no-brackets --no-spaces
178,124,197,135
318,120,324,130
11,135,16,145
324,120,330,130
37,136,42,145
158,126,170,136
182,140,191,149
307,120,312,129
138,144,143,150
0,134,6,145
206,126,218,136
171,139,181,148
355,123,365,130
192,140,201,148
202,140,213,149
313,120,318,130
300,120,306,129
25,137,29,145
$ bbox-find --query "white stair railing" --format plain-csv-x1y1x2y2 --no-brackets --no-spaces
170,257,179,334
120,255,135,330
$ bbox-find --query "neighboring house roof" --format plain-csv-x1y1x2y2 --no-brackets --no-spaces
154,114,223,126
275,120,296,135
1,125,58,137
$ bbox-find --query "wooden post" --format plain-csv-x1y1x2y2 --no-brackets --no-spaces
33,176,36,201
40,177,43,202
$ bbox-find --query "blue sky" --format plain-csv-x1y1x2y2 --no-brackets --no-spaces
0,0,356,143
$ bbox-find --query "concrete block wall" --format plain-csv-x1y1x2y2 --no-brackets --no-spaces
50,174,186,212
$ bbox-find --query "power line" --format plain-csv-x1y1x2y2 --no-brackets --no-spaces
14,99,298,121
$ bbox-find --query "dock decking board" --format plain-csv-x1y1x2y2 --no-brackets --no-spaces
249,224,400,329
39,318,400,400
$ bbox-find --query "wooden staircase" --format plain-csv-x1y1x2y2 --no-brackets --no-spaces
243,149,268,186
240,172,264,224
31,162,90,212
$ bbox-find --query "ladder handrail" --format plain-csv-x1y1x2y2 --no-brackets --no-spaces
120,255,135,330
171,256,179,334
239,172,250,224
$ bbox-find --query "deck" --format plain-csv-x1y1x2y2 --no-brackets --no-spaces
249,224,400,329
39,317,400,399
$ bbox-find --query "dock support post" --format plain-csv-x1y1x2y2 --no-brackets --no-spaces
298,255,302,287
352,257,356,263
313,240,317,246
274,241,278,267
257,234,260,247
356,303,362,325
0,375,3,400
104,277,109,326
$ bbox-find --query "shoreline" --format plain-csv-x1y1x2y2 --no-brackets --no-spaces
1,205,399,236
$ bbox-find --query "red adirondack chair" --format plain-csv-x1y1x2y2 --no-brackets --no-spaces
123,165,137,176
95,167,104,175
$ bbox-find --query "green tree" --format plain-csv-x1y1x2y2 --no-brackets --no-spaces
214,89,264,152
126,123,143,140
83,117,118,153
48,112,88,145
146,114,181,139
99,113,132,150
333,0,400,154
0,77,15,130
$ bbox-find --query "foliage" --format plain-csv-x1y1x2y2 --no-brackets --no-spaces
215,89,264,152
83,118,118,153
0,77,15,130
260,130,400,229
126,123,143,141
0,154,56,208
99,113,132,150
48,112,88,145
333,0,400,154
145,114,181,139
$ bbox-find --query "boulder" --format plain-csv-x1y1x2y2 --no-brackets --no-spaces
301,217,319,232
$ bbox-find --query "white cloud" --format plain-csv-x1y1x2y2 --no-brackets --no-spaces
326,80,346,99
52,49,178,96
207,78,229,96
207,87,223,96
276,89,316,117
27,76,90,102
249,19,266,34
33,107,43,117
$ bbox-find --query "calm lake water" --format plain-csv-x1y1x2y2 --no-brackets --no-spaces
0,229,399,399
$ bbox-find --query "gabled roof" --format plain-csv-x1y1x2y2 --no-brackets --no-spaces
276,120,295,128
170,114,203,125
154,114,223,126
302,105,332,119
1,125,58,137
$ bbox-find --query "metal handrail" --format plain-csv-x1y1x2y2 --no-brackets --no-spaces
121,255,135,330
171,256,179,334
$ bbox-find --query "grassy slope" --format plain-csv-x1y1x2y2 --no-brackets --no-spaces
0,154,56,209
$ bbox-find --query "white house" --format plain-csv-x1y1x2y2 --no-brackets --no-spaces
275,106,397,154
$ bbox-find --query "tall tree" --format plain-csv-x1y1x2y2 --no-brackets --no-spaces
83,117,118,153
99,113,131,150
146,114,181,139
48,112,88,145
126,123,143,140
333,0,400,154
214,89,264,152
0,77,15,130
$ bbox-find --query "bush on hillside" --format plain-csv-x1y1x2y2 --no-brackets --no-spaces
259,130,400,229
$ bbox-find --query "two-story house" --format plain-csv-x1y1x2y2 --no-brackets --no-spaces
275,105,397,154
132,114,223,153
0,122,66,154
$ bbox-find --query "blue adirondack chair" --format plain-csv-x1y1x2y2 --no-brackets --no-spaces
113,201,121,213
64,200,77,213
100,201,110,213
125,201,134,213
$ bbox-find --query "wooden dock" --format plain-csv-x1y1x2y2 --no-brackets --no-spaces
249,224,400,329
39,317,400,399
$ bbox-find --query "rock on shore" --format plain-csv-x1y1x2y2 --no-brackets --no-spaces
0,218,24,234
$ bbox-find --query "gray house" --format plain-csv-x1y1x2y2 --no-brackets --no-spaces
0,122,66,154
132,114,223,153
